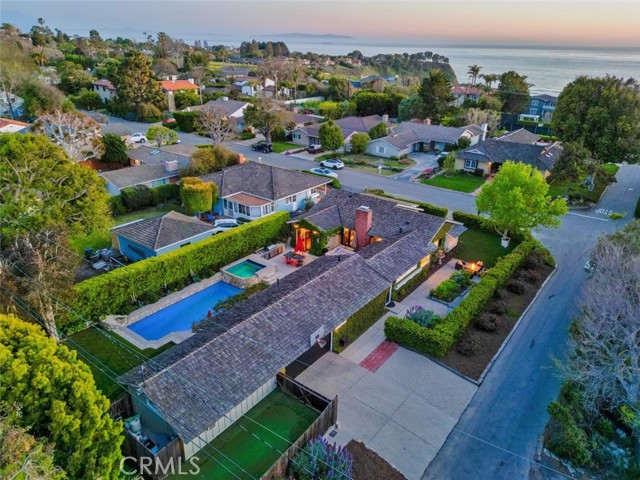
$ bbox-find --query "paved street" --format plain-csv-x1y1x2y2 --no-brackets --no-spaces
423,163,640,480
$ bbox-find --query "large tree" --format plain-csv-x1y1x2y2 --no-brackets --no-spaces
319,120,344,154
180,177,216,215
553,76,640,163
418,70,454,123
113,51,166,112
0,133,110,243
497,71,530,113
197,104,233,145
463,108,501,136
328,77,349,102
243,99,286,143
476,161,568,242
19,79,68,118
0,314,123,479
397,95,423,121
34,110,104,162
467,64,482,85
100,132,129,164
0,40,34,119
146,125,178,147
550,142,596,182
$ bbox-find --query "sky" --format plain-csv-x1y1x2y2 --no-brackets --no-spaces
2,0,640,48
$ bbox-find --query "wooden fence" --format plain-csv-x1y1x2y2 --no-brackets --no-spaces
109,393,133,420
262,375,338,479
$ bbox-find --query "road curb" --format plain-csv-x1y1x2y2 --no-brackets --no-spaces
477,264,559,384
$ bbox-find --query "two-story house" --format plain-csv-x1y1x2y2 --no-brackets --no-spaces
521,94,558,123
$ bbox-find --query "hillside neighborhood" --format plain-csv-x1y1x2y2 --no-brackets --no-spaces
1,12,640,480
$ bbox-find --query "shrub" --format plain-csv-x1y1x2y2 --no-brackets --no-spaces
120,185,153,211
405,305,440,328
546,401,592,467
520,269,541,284
72,88,103,110
271,125,286,142
522,254,540,270
173,111,199,132
350,132,370,154
136,102,162,122
431,271,472,302
334,291,387,353
475,313,498,332
635,196,640,219
488,301,506,315
288,436,352,480
180,177,216,215
417,202,448,218
239,132,256,140
108,195,126,216
473,168,485,177
72,211,290,321
457,333,481,357
506,279,526,295
452,210,486,230
457,137,472,150
154,183,179,201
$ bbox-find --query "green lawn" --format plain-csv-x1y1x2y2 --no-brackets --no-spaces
272,142,300,153
173,390,319,479
317,153,415,176
70,201,186,255
422,173,485,193
546,163,619,202
454,228,518,268
68,327,175,400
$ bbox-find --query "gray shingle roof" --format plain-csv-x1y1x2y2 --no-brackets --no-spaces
128,146,191,168
183,99,249,116
120,254,389,441
112,211,214,250
101,164,177,190
446,223,468,238
495,128,540,145
376,122,480,149
101,123,132,137
457,139,563,171
296,115,389,141
532,94,558,103
200,162,331,201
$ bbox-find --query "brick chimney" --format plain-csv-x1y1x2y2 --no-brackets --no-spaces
424,118,432,125
355,206,373,251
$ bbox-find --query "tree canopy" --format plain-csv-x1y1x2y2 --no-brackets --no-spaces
101,132,129,164
497,71,530,113
418,70,454,123
113,50,166,112
146,125,178,147
553,76,640,163
0,314,123,479
243,99,286,142
0,133,110,244
180,177,216,215
319,120,343,153
368,121,388,140
476,161,568,241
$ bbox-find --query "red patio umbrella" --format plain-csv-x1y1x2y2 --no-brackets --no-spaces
294,234,306,255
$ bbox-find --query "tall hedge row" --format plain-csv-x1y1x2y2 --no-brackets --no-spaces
385,239,542,357
417,202,448,218
172,111,199,133
73,211,289,322
333,290,388,353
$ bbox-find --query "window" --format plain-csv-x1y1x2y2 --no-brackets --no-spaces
285,195,297,204
529,109,537,115
150,179,167,188
238,204,249,216
262,203,274,216
250,206,261,217
377,146,386,154
531,99,539,106
464,159,478,170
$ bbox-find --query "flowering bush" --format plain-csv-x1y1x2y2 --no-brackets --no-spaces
289,436,353,480
405,305,440,328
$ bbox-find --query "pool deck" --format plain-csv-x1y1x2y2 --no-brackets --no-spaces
104,247,318,349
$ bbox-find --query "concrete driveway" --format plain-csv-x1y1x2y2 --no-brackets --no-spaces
297,317,477,480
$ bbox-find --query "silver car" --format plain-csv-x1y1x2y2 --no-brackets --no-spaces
320,158,345,170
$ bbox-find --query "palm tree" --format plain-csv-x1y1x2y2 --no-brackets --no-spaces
481,73,499,88
31,51,46,67
467,65,482,85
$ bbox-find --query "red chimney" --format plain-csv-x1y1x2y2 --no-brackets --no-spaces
355,206,372,251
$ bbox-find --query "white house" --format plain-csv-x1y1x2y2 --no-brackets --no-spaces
93,79,116,102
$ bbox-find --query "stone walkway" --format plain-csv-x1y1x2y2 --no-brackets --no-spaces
400,259,458,317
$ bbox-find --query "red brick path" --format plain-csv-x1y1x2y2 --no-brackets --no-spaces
359,340,399,373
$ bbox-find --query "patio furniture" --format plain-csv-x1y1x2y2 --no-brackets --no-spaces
283,252,304,267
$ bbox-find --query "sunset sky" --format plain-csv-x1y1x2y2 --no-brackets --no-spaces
3,0,640,47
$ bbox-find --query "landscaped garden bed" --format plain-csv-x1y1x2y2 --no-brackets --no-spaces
430,271,473,303
347,440,405,480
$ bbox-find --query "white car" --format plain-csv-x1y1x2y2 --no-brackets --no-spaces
320,158,345,170
310,167,338,178
129,132,147,143
211,219,240,234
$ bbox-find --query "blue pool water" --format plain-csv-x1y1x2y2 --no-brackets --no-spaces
128,281,242,340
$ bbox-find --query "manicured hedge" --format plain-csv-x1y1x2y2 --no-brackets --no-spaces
417,202,448,218
108,184,179,216
73,211,290,323
385,239,543,357
173,111,199,133
333,290,387,353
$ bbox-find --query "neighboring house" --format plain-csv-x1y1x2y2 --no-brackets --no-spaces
290,114,391,150
451,83,488,107
110,211,215,262
366,121,485,158
117,190,464,463
349,75,396,89
286,111,323,130
128,145,191,169
0,92,24,118
522,94,558,123
234,77,275,97
494,128,542,145
456,134,563,176
201,162,332,220
0,118,30,133
161,80,200,112
182,97,250,132
218,66,251,78
93,79,116,102
100,163,180,196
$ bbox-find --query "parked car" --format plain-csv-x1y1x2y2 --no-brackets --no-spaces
310,167,338,178
251,141,273,153
320,158,344,170
212,219,241,234
307,144,323,154
129,132,147,143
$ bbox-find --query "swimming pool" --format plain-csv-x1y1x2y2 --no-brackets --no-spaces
128,281,242,341
224,259,265,279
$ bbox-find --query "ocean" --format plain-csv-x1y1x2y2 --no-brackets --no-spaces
214,37,640,96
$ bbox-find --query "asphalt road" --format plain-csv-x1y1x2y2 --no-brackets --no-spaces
423,163,640,480
111,115,640,478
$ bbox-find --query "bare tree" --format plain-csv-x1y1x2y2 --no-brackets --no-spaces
0,230,78,341
463,108,501,136
34,110,104,162
563,225,640,458
290,60,307,101
197,104,233,145
0,40,33,119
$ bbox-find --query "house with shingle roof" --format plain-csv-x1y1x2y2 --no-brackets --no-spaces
366,121,485,158
290,114,391,150
93,79,116,102
451,83,492,107
523,94,558,122
100,163,180,196
201,162,332,220
161,79,200,111
128,145,191,169
110,211,215,261
117,189,466,462
0,118,30,133
181,97,250,132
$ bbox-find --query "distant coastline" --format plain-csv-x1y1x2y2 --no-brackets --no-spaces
258,33,355,40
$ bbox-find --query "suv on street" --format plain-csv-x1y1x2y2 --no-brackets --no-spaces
320,158,344,170
129,132,147,143
251,141,273,153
